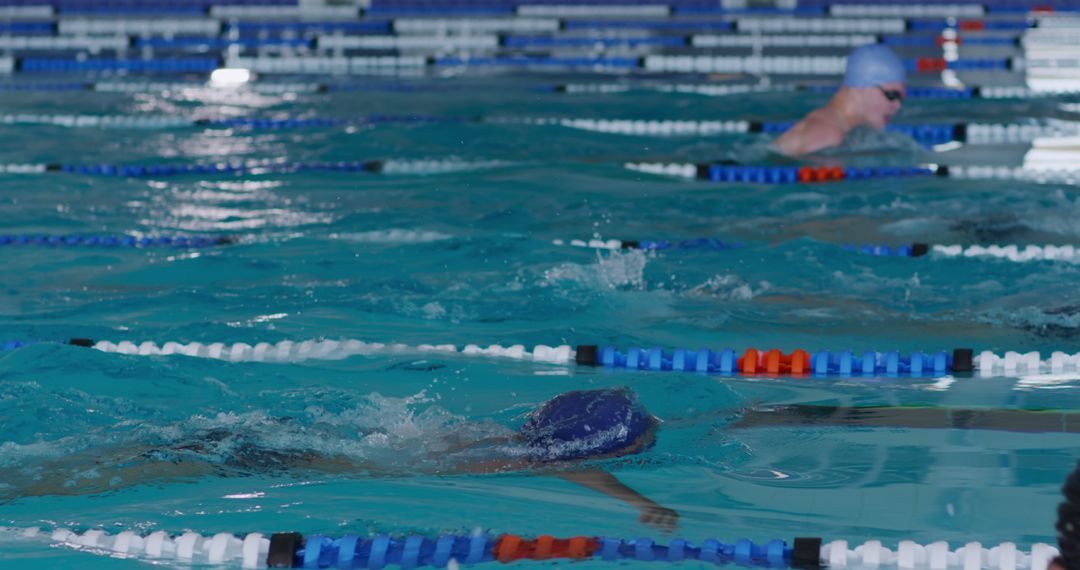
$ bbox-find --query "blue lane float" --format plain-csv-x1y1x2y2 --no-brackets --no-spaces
0,234,234,248
19,57,221,73
0,22,55,34
802,85,979,100
846,243,929,257
582,345,969,377
690,163,938,185
48,160,387,177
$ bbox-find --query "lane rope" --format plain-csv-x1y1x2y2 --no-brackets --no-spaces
0,234,233,248
555,238,1080,264
0,527,1059,570
626,162,1080,185
12,338,1080,378
0,159,507,177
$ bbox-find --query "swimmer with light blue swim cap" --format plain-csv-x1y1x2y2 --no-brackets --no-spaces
843,44,907,88
774,44,907,156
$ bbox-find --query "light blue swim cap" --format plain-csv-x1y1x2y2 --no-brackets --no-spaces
843,45,906,88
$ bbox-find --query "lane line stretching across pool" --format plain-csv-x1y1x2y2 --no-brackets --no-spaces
2,82,1076,102
0,526,1059,570
7,338,1080,378
0,159,1075,187
556,239,1080,263
8,234,1078,267
627,163,1080,185
1,113,1069,147
0,234,233,248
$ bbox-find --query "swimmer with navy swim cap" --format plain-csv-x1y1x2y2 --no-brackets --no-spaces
518,388,659,461
504,388,677,530
774,45,907,156
8,387,680,531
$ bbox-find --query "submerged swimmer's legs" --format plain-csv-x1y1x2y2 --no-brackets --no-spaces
732,405,1080,433
8,447,220,500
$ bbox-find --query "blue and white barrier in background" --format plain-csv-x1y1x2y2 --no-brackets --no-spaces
4,337,1080,378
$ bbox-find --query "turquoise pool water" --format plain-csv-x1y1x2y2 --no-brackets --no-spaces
1,75,1080,568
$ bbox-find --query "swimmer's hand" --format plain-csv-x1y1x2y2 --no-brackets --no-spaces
556,470,678,531
637,501,679,532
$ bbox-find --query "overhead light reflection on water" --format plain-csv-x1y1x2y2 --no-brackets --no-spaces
143,202,334,231
176,180,285,202
222,492,265,499
130,75,294,111
170,87,297,108
147,132,267,159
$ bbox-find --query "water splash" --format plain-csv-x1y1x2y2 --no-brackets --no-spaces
541,248,648,291
686,274,768,301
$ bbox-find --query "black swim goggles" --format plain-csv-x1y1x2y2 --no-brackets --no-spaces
877,86,905,102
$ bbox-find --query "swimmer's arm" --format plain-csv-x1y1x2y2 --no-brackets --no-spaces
731,405,1080,433
557,470,679,532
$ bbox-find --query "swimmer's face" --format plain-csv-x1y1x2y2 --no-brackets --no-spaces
865,81,905,129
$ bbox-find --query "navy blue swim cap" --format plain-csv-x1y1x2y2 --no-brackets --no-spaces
519,389,657,462
843,45,906,88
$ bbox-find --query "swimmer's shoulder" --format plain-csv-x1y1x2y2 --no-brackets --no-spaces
774,110,846,156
